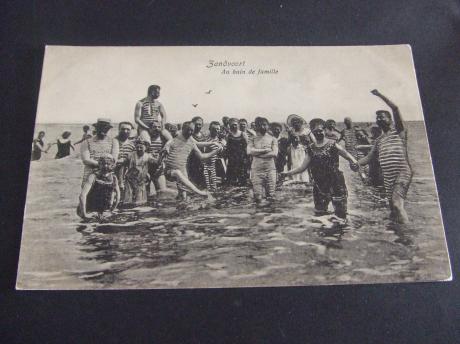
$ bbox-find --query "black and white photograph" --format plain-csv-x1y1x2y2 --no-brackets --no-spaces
16,45,451,289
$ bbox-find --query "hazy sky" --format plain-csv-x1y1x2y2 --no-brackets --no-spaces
36,45,425,124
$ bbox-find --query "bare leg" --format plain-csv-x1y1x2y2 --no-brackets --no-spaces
391,193,409,224
155,175,176,194
170,170,208,197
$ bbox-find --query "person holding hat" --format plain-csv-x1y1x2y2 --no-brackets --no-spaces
80,118,119,187
282,118,359,221
78,154,120,221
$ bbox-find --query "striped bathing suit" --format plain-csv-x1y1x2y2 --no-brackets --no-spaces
139,98,163,127
148,135,163,159
203,136,220,191
342,128,357,158
375,128,412,199
164,136,196,192
82,136,114,187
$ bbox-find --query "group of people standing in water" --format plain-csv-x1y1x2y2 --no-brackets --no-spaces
33,85,413,224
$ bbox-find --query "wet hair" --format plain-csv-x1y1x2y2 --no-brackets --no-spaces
118,121,134,130
147,85,160,95
83,125,90,132
254,116,269,127
238,118,248,124
209,121,220,128
191,116,203,123
325,119,336,129
376,110,392,119
62,131,72,139
309,118,325,131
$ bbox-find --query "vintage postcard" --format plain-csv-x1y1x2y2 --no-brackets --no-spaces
16,45,451,289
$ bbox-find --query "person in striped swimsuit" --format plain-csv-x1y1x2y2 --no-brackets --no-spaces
358,89,413,224
339,117,358,158
203,121,226,192
80,118,119,188
164,121,223,201
134,85,167,142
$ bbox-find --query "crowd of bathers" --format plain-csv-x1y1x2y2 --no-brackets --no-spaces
32,86,413,224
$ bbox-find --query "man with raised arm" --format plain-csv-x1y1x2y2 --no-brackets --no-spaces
357,89,413,223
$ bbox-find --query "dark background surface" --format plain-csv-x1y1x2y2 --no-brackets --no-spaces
1,1,459,343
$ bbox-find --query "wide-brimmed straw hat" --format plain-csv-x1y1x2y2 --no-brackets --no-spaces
286,114,306,127
92,118,113,128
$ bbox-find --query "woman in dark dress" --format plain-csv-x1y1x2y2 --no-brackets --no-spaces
283,119,359,220
31,131,48,161
225,118,249,186
52,131,75,159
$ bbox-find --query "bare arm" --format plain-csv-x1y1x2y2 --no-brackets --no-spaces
79,174,96,218
159,103,167,129
335,143,358,164
111,175,120,211
111,139,120,161
259,137,279,158
247,140,272,156
134,101,150,130
283,152,311,176
193,143,220,160
80,139,98,167
371,89,404,134
357,143,377,166
161,128,173,143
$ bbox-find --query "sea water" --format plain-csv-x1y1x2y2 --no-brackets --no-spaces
16,122,450,289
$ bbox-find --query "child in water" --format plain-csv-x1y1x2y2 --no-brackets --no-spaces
286,134,310,183
247,116,278,203
120,138,156,206
78,154,120,220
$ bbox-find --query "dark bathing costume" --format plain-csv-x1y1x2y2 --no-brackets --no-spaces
187,132,207,188
86,173,116,214
31,138,44,161
226,133,249,186
55,139,72,159
307,139,348,219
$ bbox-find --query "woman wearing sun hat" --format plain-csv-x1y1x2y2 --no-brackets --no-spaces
80,118,119,187
286,114,315,147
